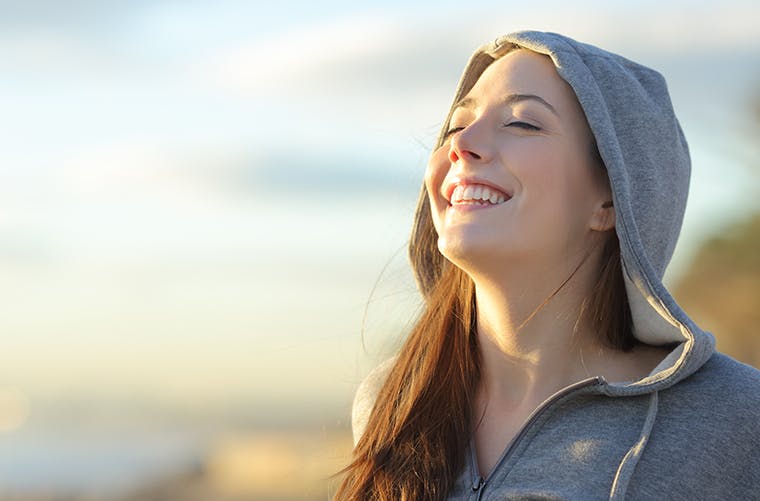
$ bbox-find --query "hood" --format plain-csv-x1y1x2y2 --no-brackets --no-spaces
435,31,714,393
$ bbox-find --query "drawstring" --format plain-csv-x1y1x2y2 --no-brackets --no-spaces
609,391,660,500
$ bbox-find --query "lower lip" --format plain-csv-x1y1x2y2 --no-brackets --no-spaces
447,200,511,212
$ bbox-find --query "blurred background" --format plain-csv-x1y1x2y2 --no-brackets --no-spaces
0,0,759,499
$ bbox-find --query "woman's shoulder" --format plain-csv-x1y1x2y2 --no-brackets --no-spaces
682,351,760,394
351,357,397,445
634,353,760,494
662,351,760,430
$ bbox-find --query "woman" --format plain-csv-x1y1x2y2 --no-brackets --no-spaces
336,31,760,500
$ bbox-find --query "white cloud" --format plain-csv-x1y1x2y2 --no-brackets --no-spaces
203,3,760,94
56,142,254,201
204,12,407,94
194,3,760,148
61,144,191,195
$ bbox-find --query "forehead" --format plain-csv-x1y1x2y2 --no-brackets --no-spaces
462,49,581,114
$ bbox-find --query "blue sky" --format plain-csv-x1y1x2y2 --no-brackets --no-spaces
0,0,759,429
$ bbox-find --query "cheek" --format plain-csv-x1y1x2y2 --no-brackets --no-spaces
535,165,601,243
513,149,568,205
424,147,450,225
520,143,596,203
515,152,591,231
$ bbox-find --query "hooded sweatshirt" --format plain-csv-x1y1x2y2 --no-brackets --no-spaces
351,31,760,500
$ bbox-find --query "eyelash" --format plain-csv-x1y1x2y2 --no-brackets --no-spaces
507,121,541,131
443,121,541,139
443,126,465,139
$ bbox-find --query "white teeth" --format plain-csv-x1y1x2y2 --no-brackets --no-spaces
449,183,510,205
452,185,465,201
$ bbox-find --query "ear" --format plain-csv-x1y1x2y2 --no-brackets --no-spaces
589,199,616,232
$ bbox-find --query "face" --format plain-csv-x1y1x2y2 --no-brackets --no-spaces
425,49,614,274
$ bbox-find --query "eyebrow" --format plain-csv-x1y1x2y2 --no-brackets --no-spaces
454,93,559,117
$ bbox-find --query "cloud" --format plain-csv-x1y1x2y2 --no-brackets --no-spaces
204,2,760,96
195,2,760,146
204,12,409,94
60,143,195,195
0,29,113,76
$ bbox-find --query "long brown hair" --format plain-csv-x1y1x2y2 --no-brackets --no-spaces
334,64,635,501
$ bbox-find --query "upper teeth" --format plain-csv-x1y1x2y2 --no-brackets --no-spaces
451,184,509,205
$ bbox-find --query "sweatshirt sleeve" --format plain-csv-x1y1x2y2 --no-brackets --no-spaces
351,357,395,446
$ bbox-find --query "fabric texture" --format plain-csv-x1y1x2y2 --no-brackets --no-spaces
351,30,760,500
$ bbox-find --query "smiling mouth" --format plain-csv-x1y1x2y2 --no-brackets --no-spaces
449,183,511,207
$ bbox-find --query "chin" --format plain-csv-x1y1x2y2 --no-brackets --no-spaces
437,233,511,272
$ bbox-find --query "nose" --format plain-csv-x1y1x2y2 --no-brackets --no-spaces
447,121,489,164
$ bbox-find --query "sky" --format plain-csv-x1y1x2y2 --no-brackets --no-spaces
0,0,759,435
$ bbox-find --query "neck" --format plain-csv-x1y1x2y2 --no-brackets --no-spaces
471,249,606,409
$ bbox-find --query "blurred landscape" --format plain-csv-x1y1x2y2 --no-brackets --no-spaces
0,426,352,500
1,1,759,500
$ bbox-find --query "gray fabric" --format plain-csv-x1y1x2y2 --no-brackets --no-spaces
351,30,760,499
443,354,760,500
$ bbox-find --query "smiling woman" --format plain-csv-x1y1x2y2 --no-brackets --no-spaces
428,51,616,282
335,31,760,500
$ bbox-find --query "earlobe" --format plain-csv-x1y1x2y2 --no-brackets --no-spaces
590,201,616,232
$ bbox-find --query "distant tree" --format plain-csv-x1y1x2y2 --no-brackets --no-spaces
672,85,760,368
673,215,760,368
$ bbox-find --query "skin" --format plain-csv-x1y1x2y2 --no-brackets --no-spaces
424,49,669,475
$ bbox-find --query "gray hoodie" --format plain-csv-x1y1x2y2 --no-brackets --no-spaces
352,31,760,500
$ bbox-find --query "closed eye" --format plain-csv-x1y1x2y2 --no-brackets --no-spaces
443,121,540,140
443,126,465,140
505,121,541,131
